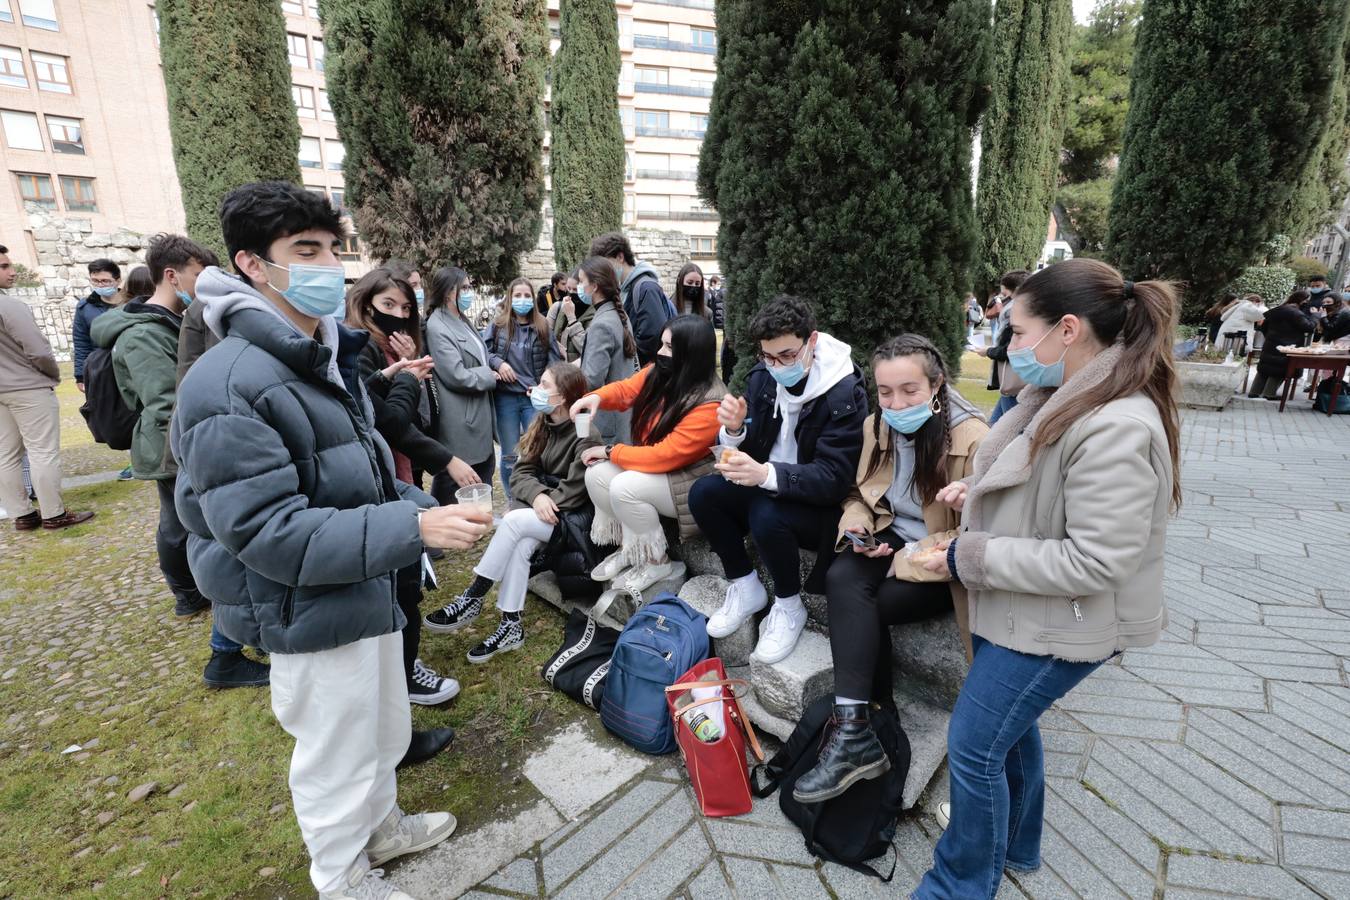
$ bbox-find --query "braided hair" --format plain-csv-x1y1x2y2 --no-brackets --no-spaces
580,256,638,360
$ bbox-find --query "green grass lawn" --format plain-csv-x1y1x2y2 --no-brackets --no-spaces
955,351,1000,414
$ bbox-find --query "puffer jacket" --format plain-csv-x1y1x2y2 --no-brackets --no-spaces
90,300,182,479
953,344,1172,663
72,290,116,382
171,267,434,655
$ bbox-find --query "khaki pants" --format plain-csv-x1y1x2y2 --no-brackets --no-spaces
0,387,63,520
584,461,676,565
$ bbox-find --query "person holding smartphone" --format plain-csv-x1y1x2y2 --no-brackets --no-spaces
793,333,987,804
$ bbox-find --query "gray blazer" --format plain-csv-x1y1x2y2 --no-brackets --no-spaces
426,306,497,465
579,299,636,443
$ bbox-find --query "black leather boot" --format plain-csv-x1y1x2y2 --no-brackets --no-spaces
792,704,890,803
397,727,455,770
202,650,270,688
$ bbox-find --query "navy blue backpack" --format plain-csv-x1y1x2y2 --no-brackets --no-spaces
600,593,709,754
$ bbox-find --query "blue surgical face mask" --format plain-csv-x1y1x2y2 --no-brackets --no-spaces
175,290,193,308
458,289,476,313
881,401,933,435
576,286,591,306
259,258,346,318
414,288,425,306
529,386,557,413
766,341,811,388
1007,318,1068,388
93,285,117,298
511,296,535,316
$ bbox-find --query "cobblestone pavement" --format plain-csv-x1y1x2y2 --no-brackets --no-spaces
443,399,1350,900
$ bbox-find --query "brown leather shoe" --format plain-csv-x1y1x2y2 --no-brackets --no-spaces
13,511,41,531
41,510,95,530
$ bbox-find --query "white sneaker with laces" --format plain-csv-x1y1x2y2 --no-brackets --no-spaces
707,577,768,638
621,560,675,593
590,550,631,582
936,801,951,830
751,601,807,664
319,864,415,900
365,805,458,868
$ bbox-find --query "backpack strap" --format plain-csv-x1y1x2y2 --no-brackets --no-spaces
801,811,899,883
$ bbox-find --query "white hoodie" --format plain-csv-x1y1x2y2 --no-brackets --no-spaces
721,332,855,492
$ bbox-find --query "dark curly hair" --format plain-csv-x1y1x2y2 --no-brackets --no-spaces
747,295,817,344
219,181,344,284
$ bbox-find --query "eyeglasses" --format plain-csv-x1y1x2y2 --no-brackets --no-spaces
89,278,117,287
756,343,808,367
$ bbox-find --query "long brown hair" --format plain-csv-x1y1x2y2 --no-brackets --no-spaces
580,256,638,359
494,276,551,347
673,262,707,318
1015,258,1182,510
345,267,422,355
516,362,589,464
862,334,982,503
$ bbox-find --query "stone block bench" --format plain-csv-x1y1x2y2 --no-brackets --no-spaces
526,536,966,810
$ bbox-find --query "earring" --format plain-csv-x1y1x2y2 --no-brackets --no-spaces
931,396,942,414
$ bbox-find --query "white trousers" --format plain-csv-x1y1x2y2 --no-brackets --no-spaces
270,630,411,893
474,507,557,613
0,387,63,519
584,461,676,565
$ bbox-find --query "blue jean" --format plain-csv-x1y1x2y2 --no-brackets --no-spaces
989,395,1018,425
210,619,243,653
913,635,1102,900
494,391,538,497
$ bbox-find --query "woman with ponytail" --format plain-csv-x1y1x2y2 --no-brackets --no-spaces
576,256,638,443
909,258,1181,899
793,334,987,804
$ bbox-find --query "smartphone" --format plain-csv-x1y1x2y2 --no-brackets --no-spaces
843,531,879,550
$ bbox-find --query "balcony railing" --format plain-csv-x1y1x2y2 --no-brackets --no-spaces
635,210,719,221
636,126,706,139
633,36,717,55
637,0,715,9
635,82,713,98
635,169,698,181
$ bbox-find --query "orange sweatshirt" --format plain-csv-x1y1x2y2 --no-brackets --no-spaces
591,365,720,473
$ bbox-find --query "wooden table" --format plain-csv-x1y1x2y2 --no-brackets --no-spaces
1278,351,1350,414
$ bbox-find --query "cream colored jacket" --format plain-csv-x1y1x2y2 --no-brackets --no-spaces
953,344,1172,662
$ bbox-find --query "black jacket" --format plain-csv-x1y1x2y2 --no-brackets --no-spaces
1256,303,1317,376
1323,308,1350,343
357,339,453,475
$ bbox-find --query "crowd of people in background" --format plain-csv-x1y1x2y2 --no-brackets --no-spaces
1,182,1186,900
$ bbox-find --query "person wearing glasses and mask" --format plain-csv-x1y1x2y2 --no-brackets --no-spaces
73,258,124,393
688,296,867,664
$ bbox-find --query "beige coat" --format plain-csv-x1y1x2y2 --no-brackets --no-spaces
836,411,989,660
954,344,1171,662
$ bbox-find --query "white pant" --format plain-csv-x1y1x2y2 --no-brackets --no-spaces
269,631,411,893
584,461,676,565
475,507,556,613
0,387,63,519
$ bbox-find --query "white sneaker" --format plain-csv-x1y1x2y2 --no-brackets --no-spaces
621,560,675,593
591,550,631,582
751,602,807,664
936,801,951,830
707,577,768,638
320,864,416,900
365,805,458,867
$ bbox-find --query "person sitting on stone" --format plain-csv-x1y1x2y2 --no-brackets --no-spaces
688,295,867,665
793,333,987,804
570,314,723,594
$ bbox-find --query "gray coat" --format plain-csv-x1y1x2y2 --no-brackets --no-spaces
171,278,435,655
426,306,497,465
578,299,636,443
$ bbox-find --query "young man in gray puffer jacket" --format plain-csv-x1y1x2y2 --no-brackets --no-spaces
171,182,490,900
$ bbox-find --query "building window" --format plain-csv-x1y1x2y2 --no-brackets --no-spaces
15,171,55,208
287,33,309,68
623,192,636,226
46,115,83,154
59,175,97,212
637,194,670,216
339,234,360,261
330,189,345,211
691,113,709,134
30,52,72,93
292,84,316,117
636,66,668,85
0,47,28,88
690,236,716,255
17,0,58,30
624,151,634,182
280,0,303,15
636,110,669,130
0,1,12,24
312,38,325,72
306,0,319,17
691,28,717,50
325,140,345,171
298,136,322,169
318,89,335,122
633,20,667,38
1,110,43,151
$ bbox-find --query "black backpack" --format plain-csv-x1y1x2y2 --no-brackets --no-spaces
752,696,910,881
78,347,137,450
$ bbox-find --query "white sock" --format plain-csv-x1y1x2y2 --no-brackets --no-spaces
835,696,866,706
775,594,805,619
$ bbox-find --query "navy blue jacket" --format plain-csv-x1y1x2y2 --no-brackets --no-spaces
732,361,868,506
72,291,115,382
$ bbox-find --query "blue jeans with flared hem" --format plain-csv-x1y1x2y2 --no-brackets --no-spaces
494,391,538,497
912,635,1102,900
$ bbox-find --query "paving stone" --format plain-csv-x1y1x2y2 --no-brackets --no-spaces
1269,682,1350,751
541,779,680,890
703,818,819,867
1279,806,1350,881
608,822,711,900
1052,666,1184,741
1196,622,1342,683
1119,642,1267,710
723,858,826,899
1084,738,1276,860
522,721,649,819
685,860,733,899
552,794,697,900
1040,729,1091,779
1184,706,1350,807
1261,605,1350,658
1199,565,1319,608
1164,855,1322,899
483,857,540,896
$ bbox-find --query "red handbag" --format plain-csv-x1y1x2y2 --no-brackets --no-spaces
664,657,765,817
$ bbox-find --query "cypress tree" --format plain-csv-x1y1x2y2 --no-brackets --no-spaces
321,0,548,282
1280,26,1350,245
699,1,992,383
157,0,301,260
1107,0,1350,310
976,0,1074,291
551,0,626,273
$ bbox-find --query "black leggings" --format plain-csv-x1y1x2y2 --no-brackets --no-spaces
397,576,421,682
825,549,953,703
